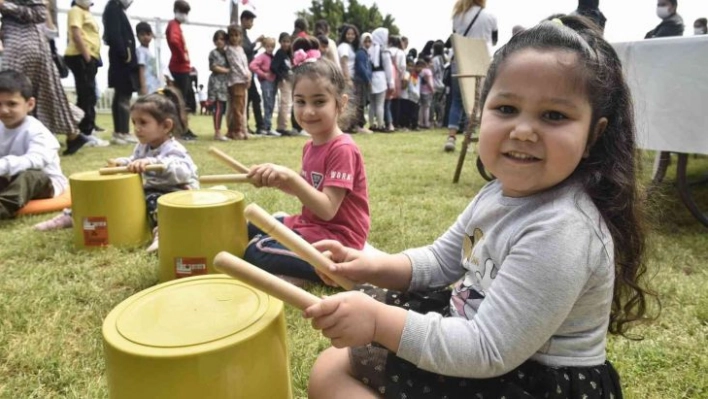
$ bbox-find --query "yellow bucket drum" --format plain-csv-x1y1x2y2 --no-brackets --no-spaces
69,171,150,249
103,275,293,399
157,190,248,282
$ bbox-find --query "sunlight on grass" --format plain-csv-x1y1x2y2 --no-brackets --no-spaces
0,115,706,398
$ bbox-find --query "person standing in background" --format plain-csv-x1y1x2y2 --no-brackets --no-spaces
249,37,280,136
240,10,265,135
571,0,607,33
135,22,161,95
103,0,140,145
166,0,198,140
694,18,707,35
645,0,684,38
314,19,341,69
64,0,104,144
271,32,297,136
443,0,497,152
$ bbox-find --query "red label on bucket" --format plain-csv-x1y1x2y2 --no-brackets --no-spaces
82,217,109,246
175,257,208,278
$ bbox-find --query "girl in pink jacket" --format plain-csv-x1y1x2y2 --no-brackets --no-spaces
249,37,278,135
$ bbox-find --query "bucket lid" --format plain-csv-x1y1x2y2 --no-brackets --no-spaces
157,190,244,208
69,171,139,181
113,276,271,348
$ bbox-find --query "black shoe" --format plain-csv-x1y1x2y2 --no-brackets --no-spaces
184,130,199,140
94,125,106,132
63,134,89,156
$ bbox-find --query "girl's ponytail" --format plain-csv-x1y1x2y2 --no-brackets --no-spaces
131,86,188,137
158,87,188,137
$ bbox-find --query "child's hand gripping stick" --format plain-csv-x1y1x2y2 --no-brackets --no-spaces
244,203,355,290
99,164,166,175
199,174,251,184
207,147,251,174
214,251,321,311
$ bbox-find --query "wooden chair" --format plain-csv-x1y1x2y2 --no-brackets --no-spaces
450,34,491,183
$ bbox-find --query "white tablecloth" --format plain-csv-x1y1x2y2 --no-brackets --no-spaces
613,36,708,155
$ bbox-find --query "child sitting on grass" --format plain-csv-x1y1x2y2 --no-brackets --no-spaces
0,70,67,220
34,87,199,253
244,36,370,286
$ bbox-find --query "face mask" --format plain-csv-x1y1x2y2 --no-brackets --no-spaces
695,28,707,35
175,12,189,24
119,0,133,9
75,0,92,8
656,6,671,20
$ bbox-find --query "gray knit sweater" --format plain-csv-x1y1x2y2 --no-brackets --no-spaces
399,179,614,378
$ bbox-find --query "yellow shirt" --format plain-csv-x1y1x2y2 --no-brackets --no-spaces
65,6,101,59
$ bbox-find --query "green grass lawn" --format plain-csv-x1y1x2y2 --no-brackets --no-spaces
0,114,706,398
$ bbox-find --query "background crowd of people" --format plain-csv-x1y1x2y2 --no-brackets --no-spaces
0,0,704,155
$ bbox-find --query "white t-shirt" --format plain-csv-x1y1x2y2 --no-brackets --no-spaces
337,42,356,79
452,6,498,54
0,116,67,197
137,45,162,94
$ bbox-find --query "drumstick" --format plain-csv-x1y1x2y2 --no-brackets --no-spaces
214,252,321,311
244,203,355,290
208,147,250,173
99,164,166,175
199,174,251,184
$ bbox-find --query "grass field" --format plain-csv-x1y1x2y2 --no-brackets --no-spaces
0,114,706,398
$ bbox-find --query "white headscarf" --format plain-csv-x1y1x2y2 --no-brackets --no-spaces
370,28,389,69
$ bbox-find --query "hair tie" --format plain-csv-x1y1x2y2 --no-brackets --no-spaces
551,18,564,27
293,49,322,67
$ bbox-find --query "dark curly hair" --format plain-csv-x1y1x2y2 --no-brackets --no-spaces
478,15,656,338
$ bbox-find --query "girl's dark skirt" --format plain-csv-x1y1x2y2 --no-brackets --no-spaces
349,286,623,399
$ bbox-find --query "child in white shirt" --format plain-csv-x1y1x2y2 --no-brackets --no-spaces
0,70,67,220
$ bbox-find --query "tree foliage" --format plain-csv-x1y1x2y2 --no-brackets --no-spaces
296,0,400,39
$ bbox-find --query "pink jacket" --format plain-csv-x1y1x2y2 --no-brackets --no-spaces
249,52,276,82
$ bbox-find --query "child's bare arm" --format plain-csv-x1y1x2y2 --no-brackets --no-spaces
138,65,147,95
247,163,345,221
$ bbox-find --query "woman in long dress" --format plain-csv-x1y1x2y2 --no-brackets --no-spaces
0,0,87,154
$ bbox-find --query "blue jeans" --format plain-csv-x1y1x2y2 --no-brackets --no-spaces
243,218,321,282
447,61,464,130
384,99,393,126
260,80,276,131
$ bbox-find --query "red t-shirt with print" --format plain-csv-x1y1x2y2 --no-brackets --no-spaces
284,134,370,249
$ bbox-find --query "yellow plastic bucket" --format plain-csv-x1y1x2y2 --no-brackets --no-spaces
69,171,150,249
103,275,293,399
157,190,248,282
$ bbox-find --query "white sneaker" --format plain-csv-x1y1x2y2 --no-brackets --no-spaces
111,133,129,145
86,135,110,147
265,130,281,137
121,133,139,143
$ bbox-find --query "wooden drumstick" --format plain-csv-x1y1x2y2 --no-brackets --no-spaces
208,147,250,173
99,164,166,175
244,203,355,290
214,252,321,311
199,174,251,184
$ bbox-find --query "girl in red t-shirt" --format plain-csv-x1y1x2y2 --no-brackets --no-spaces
244,36,370,286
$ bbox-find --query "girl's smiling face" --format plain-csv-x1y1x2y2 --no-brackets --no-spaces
479,48,606,197
131,109,173,148
293,77,346,144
